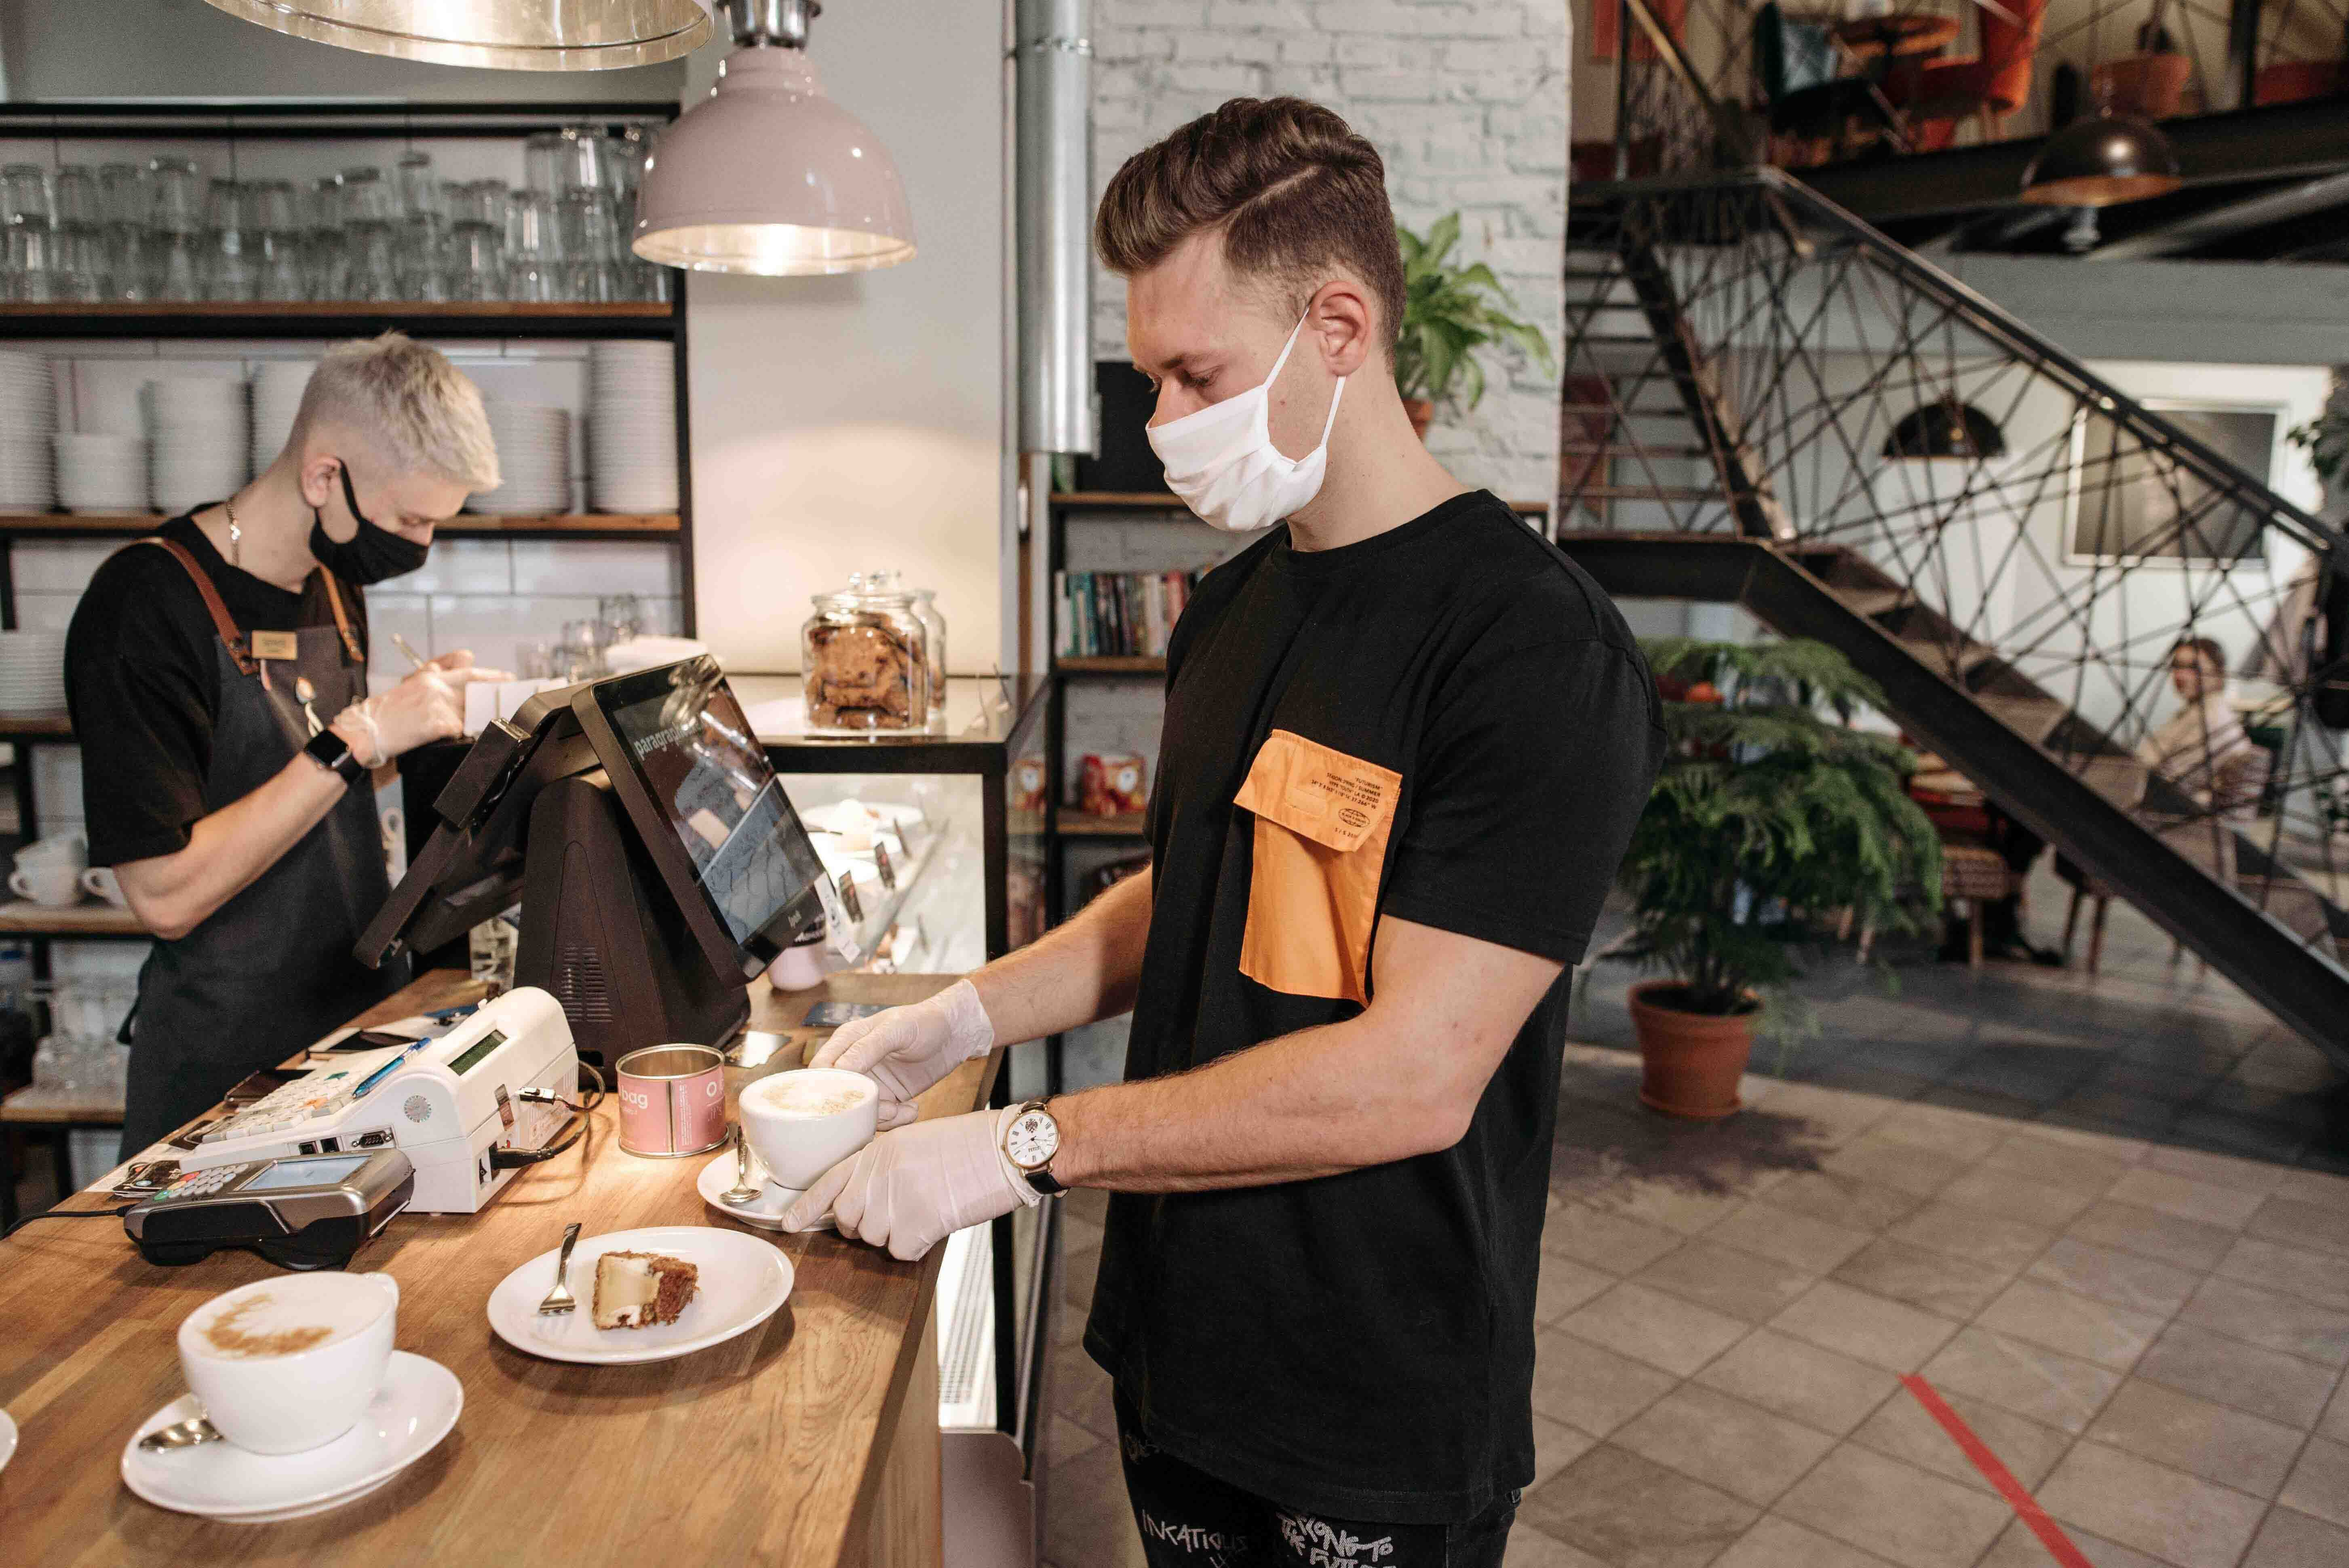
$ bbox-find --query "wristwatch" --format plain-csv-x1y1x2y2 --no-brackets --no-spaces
1003,1098,1065,1196
303,728,367,788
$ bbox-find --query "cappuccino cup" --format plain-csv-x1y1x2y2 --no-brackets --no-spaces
177,1271,399,1454
738,1067,880,1192
80,865,128,908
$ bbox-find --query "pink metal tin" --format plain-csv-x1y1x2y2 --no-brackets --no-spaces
614,1044,728,1158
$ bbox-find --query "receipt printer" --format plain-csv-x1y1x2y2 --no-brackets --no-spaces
175,988,581,1213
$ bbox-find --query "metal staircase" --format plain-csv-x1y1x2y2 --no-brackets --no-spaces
1554,169,2349,1062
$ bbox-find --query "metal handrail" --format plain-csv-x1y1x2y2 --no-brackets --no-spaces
1576,164,2349,573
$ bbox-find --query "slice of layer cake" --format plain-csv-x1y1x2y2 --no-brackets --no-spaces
591,1250,699,1329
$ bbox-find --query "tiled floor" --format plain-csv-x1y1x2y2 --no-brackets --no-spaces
1042,867,2349,1567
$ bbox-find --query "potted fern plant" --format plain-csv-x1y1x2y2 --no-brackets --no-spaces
1394,212,1555,440
1619,637,1944,1117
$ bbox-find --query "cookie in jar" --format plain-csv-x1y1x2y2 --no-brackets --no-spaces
802,581,930,733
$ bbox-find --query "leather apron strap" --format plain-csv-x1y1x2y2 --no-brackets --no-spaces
134,535,258,676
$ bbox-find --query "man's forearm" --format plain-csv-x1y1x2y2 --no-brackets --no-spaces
965,866,1154,1044
1048,1014,1436,1191
115,754,349,939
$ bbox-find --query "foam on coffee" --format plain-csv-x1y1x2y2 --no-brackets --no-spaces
744,1069,877,1119
187,1273,387,1360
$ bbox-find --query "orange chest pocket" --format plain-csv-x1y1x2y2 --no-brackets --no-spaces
1233,729,1402,1004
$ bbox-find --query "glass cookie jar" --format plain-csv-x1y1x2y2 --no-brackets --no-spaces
802,577,930,734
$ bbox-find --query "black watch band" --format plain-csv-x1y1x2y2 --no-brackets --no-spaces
304,729,367,787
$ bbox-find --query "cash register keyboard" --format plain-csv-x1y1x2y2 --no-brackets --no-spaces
198,1073,361,1143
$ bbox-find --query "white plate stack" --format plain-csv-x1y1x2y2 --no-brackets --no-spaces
0,629,69,717
0,352,59,512
146,378,250,517
470,400,571,516
587,342,678,513
249,360,317,475
53,432,149,514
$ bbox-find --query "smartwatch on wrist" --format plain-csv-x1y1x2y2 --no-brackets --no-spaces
304,728,368,788
1003,1098,1065,1196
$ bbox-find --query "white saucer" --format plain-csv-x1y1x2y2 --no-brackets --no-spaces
0,1408,17,1473
485,1224,793,1366
119,1351,460,1520
696,1149,833,1232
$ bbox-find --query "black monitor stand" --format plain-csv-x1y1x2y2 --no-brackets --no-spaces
513,770,751,1067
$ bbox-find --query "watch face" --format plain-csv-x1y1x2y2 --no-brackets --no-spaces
1006,1108,1059,1171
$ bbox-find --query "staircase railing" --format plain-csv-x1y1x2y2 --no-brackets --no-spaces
1558,168,2349,1029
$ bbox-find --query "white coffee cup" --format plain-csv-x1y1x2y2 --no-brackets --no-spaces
80,865,127,908
10,862,81,906
738,1067,881,1193
177,1272,399,1454
16,832,85,868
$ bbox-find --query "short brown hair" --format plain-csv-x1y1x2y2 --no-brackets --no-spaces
2172,636,2227,671
1096,97,1406,358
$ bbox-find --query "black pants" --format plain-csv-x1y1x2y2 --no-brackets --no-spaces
1115,1397,1520,1568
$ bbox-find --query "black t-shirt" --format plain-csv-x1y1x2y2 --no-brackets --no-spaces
65,515,369,867
1083,490,1664,1524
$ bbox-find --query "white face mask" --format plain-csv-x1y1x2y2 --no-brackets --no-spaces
1146,311,1347,534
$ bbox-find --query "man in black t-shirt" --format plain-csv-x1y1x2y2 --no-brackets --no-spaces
67,334,507,1155
790,99,1663,1563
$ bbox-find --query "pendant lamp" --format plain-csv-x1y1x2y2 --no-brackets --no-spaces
2019,114,2183,207
632,0,915,275
1884,398,2007,459
200,0,714,71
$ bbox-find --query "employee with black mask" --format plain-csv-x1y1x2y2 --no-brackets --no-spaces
65,333,508,1155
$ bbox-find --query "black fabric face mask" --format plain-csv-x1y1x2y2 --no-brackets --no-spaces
309,461,432,585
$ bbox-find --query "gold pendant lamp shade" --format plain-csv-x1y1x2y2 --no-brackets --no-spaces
199,0,716,72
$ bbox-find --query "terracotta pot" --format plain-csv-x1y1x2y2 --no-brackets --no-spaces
1628,979,1758,1119
1404,397,1435,440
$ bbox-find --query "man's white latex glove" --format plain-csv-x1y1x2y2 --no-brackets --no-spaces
804,979,994,1130
780,1106,1038,1259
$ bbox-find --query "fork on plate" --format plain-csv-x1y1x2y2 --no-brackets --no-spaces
537,1222,583,1316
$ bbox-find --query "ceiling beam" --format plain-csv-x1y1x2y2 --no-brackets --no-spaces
1801,97,2349,225
2086,169,2349,259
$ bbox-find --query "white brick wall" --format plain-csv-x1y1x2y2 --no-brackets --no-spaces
1090,0,1570,504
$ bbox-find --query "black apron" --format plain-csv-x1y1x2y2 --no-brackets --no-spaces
118,538,401,1156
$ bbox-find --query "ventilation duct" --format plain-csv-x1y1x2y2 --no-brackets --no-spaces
1015,0,1094,456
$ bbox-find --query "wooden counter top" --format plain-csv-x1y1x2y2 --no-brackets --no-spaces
0,969,986,1568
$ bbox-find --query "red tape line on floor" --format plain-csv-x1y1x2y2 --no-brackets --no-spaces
1901,1374,2093,1568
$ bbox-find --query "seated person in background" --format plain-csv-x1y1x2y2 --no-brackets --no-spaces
2137,635,2261,818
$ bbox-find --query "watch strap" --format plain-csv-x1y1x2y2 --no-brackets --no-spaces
304,728,366,787
1011,1098,1066,1196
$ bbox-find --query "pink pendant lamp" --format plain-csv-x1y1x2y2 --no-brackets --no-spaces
633,0,915,275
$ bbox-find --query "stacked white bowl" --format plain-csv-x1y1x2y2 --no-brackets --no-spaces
0,629,69,717
470,400,571,516
587,341,679,512
146,377,250,517
249,360,317,475
0,352,59,512
53,432,149,514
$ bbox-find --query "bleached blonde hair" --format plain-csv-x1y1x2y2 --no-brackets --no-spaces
289,332,501,491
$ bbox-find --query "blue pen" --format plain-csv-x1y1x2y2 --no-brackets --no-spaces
353,1040,430,1099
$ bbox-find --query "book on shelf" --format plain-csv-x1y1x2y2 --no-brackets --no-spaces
1053,569,1200,659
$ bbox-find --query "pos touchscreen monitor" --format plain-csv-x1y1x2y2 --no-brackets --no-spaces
358,658,831,1061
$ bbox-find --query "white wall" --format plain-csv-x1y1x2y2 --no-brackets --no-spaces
1089,0,1570,505
0,0,684,102
680,5,1010,674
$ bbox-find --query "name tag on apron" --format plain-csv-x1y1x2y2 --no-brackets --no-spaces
251,630,300,662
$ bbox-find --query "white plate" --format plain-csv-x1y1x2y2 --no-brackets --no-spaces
695,1149,834,1232
485,1224,792,1365
0,1407,17,1473
119,1351,460,1520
